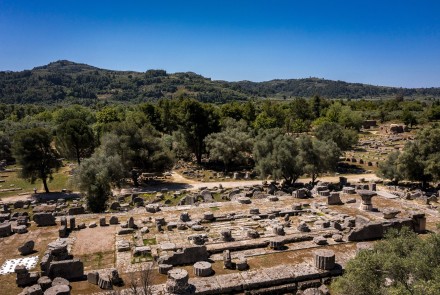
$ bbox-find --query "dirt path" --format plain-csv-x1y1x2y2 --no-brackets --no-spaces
183,172,379,190
1,172,379,201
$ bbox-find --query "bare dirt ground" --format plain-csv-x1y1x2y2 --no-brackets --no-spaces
71,226,116,256
134,172,379,192
0,172,379,202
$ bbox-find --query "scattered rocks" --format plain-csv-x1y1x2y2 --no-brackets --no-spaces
18,240,35,255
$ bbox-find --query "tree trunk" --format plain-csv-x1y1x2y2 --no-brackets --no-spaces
42,178,50,193
311,174,317,185
76,147,81,165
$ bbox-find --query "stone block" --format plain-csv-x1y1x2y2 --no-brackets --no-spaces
18,240,35,255
347,222,384,241
87,272,99,285
48,259,84,280
0,221,12,237
33,213,56,226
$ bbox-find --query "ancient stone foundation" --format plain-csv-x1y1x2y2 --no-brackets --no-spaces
314,250,336,270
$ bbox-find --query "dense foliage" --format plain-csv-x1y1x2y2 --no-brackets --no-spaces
332,227,440,295
378,126,440,187
3,64,440,210
12,128,62,193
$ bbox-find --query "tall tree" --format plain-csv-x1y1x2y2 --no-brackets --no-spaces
74,150,125,212
253,129,302,185
205,119,253,171
314,121,358,150
178,99,220,164
13,128,61,193
297,136,340,184
56,119,95,164
377,151,402,184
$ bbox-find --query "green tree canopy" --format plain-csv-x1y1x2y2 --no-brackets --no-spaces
297,136,340,184
73,149,125,212
393,126,440,187
332,227,440,295
178,99,220,164
377,151,402,184
12,128,61,193
314,121,358,150
56,119,95,164
253,129,302,184
205,119,253,171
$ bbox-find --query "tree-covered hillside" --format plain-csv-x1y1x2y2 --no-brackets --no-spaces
1,60,440,104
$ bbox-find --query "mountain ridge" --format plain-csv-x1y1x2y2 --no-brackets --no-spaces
0,60,439,104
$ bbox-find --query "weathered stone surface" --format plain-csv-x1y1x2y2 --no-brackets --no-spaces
247,229,260,239
48,260,84,280
193,261,213,277
99,217,106,226
327,192,343,205
411,212,426,233
13,224,28,234
58,226,67,238
269,237,284,250
87,272,99,285
38,276,52,291
221,229,233,241
51,277,70,287
347,222,384,241
357,190,377,211
18,240,35,255
236,257,248,271
128,216,135,228
159,264,173,274
237,196,251,204
314,249,335,270
203,212,214,221
15,265,39,287
223,250,233,269
166,268,189,294
332,234,343,242
67,207,85,215
303,287,323,295
118,228,134,235
22,284,43,295
33,213,56,226
97,269,120,290
43,284,70,295
0,221,12,237
383,208,401,219
297,221,311,232
109,216,118,225
117,240,130,252
133,246,151,256
313,236,327,245
68,217,75,231
158,246,209,266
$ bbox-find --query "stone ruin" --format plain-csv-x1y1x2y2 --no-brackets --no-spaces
1,171,437,295
40,240,84,280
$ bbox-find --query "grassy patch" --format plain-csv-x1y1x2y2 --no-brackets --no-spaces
210,206,220,211
132,253,153,263
79,251,114,270
0,164,72,198
143,238,157,246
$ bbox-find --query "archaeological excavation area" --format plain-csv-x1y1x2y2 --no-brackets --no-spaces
0,175,436,295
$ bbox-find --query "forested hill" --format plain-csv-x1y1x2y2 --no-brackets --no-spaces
0,60,439,105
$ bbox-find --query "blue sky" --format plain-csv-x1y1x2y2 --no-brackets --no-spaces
0,1,439,87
